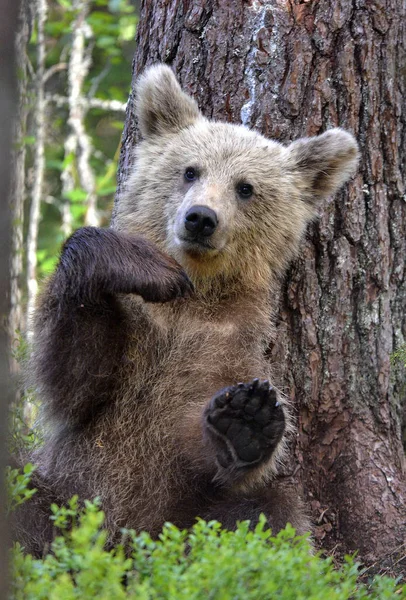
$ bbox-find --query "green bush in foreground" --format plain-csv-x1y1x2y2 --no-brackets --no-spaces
10,496,404,600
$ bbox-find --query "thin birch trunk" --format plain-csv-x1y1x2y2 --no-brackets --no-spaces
9,2,30,347
63,0,100,230
26,0,47,332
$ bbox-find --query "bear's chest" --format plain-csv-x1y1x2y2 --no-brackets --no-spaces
120,299,268,410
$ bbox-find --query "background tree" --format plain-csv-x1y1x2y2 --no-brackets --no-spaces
116,0,406,567
10,1,32,349
1,0,21,593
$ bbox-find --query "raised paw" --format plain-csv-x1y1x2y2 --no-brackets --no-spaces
133,245,195,303
59,227,194,304
204,379,285,470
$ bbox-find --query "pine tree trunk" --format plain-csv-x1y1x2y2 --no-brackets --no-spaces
116,0,406,566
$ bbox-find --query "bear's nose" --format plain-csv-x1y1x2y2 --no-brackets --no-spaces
184,206,218,238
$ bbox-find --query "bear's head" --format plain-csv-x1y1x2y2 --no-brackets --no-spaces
117,65,358,294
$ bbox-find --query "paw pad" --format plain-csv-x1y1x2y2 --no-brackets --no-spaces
206,379,285,468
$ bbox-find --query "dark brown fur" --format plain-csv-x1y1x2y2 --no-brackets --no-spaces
14,65,359,556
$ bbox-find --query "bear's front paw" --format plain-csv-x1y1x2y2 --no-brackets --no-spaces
204,379,285,470
127,240,195,303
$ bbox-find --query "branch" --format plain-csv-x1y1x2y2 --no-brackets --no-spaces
47,93,127,112
88,60,111,99
25,51,35,80
43,61,67,83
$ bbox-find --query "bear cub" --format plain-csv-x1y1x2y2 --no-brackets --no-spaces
15,65,358,556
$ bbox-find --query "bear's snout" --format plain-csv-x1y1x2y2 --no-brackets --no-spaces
184,205,218,239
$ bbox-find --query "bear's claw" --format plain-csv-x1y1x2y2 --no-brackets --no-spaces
205,379,285,469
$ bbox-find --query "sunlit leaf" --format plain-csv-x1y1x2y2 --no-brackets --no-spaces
64,189,88,202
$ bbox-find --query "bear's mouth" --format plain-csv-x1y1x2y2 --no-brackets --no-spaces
175,236,218,257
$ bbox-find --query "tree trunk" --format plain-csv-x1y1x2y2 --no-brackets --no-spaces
9,1,30,346
116,0,406,567
26,0,48,332
0,0,21,593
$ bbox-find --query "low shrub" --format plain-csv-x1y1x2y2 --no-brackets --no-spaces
9,488,404,600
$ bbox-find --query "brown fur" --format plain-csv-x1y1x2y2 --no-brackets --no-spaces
14,65,359,556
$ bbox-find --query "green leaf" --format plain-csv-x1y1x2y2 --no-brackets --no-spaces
96,35,116,49
40,256,58,275
46,159,64,172
71,204,87,220
56,0,72,8
62,153,75,169
64,188,88,202
6,464,37,515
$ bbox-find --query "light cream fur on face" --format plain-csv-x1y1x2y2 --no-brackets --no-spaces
117,65,359,292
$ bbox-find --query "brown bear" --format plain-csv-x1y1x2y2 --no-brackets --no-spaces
14,65,359,556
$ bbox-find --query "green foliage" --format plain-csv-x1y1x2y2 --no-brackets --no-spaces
6,464,37,515
9,332,42,453
10,330,30,365
9,390,41,454
391,343,406,450
10,496,405,599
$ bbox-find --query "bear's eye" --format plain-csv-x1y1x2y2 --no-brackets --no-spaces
184,167,198,182
237,182,254,199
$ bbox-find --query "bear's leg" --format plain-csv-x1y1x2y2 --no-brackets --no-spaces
200,482,311,537
204,379,285,472
31,227,193,428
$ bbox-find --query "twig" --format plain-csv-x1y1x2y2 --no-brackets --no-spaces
88,61,111,99
47,93,127,112
25,52,35,80
43,61,67,83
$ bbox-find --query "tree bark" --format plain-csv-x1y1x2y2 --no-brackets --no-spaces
9,1,30,345
26,0,48,332
116,0,406,567
0,0,21,593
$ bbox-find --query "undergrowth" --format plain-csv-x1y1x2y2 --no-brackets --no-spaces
8,468,405,600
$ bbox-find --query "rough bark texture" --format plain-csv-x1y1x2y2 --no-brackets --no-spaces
116,0,406,566
0,0,20,593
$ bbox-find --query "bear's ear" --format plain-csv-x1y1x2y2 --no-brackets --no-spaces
286,129,359,204
136,64,202,138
